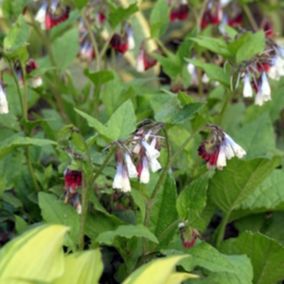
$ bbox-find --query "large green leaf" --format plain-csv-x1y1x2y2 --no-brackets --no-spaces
176,174,209,227
38,192,80,249
190,36,230,57
209,157,280,214
149,175,178,247
54,249,103,284
96,224,159,245
52,28,79,69
0,225,67,283
189,59,230,87
75,100,136,141
236,113,277,158
123,255,197,284
239,170,284,211
84,70,114,89
221,232,284,284
150,0,169,38
180,242,253,284
0,136,57,159
234,31,265,64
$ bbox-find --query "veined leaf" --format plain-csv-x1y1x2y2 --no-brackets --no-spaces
0,225,67,282
109,4,139,28
209,157,280,214
96,224,159,245
123,255,197,284
150,0,169,38
54,249,103,284
221,232,284,284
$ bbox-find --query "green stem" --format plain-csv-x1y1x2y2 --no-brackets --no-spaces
79,148,114,249
218,90,232,125
216,211,231,248
243,4,258,32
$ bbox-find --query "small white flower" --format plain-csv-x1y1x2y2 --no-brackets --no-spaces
142,140,160,159
202,73,210,84
136,50,145,73
216,144,227,169
31,77,43,88
50,0,59,13
220,0,232,7
76,203,82,215
0,84,8,114
187,63,198,85
224,133,246,158
149,157,162,173
139,157,150,184
124,152,138,178
127,28,135,50
243,73,253,98
112,163,131,192
255,73,271,106
35,2,48,29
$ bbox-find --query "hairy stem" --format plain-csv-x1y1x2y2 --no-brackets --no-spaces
216,211,231,248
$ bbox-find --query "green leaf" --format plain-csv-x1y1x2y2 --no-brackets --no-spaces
96,224,159,245
54,250,103,284
106,100,136,140
52,28,79,69
109,4,139,28
221,232,284,284
236,113,277,158
190,59,230,87
150,175,178,247
73,0,88,9
38,192,80,249
4,15,30,55
234,31,265,63
180,242,253,284
209,157,280,214
74,108,109,138
239,170,284,211
123,255,197,284
0,225,67,282
155,53,182,78
0,136,57,159
176,174,209,227
190,36,230,57
150,0,169,38
84,70,114,89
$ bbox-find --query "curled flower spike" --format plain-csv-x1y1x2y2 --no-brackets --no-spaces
64,169,82,214
0,83,8,114
198,125,246,170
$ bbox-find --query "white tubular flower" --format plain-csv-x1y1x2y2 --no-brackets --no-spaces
216,144,227,169
243,73,253,98
139,157,150,184
124,152,138,179
187,63,198,85
0,84,8,114
202,73,210,84
113,163,131,192
76,203,82,215
142,140,160,159
35,2,48,29
224,133,246,158
127,28,135,50
255,73,271,106
269,56,284,80
31,77,43,88
136,50,145,73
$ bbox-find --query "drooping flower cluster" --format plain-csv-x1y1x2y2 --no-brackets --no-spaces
35,0,70,31
112,122,163,193
110,23,135,54
64,168,82,214
198,125,246,170
0,83,8,114
240,39,284,106
169,0,189,22
201,0,242,31
14,59,43,88
178,222,200,249
136,46,157,73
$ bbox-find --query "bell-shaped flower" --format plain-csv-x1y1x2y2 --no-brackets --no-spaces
0,84,8,114
255,73,271,106
137,156,150,184
124,152,138,178
112,162,131,192
243,73,253,98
